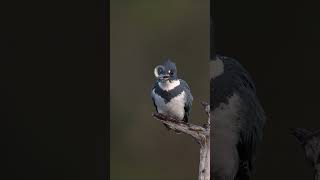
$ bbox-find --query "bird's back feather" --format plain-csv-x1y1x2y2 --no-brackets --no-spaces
211,55,266,180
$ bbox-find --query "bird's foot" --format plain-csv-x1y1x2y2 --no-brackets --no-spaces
202,123,209,129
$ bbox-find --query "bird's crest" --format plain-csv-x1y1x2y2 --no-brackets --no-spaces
163,59,177,71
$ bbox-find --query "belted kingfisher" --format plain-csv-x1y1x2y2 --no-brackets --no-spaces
151,59,193,126
210,55,266,180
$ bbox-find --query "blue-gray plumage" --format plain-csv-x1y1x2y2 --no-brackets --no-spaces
151,59,193,123
210,55,266,180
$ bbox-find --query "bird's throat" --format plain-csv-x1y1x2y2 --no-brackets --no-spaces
158,80,180,91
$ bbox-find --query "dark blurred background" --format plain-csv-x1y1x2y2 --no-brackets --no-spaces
214,0,320,179
110,1,209,180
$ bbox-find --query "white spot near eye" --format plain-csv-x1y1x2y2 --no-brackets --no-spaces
154,65,165,78
210,58,224,79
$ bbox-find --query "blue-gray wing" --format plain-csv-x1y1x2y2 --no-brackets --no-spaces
179,79,193,119
237,86,266,172
151,82,158,112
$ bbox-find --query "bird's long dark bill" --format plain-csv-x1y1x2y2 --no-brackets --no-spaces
159,75,170,81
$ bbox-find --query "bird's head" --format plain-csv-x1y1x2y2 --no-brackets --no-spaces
154,59,178,83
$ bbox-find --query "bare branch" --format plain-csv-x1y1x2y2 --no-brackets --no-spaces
152,113,208,144
201,101,211,126
152,102,210,180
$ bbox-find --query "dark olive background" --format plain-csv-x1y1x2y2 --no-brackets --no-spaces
111,1,209,180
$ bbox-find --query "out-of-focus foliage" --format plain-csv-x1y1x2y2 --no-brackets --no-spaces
111,1,209,179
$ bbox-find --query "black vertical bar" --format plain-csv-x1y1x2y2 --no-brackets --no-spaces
210,0,215,60
210,0,214,179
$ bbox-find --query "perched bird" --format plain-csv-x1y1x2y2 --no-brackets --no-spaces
210,55,266,180
291,128,320,180
151,59,193,129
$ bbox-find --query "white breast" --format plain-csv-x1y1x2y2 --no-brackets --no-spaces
211,93,241,176
158,80,180,91
212,93,241,142
152,89,186,120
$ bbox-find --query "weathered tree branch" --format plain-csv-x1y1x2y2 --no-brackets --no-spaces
152,102,210,180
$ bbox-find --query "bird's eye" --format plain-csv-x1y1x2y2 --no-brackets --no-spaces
169,70,174,75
